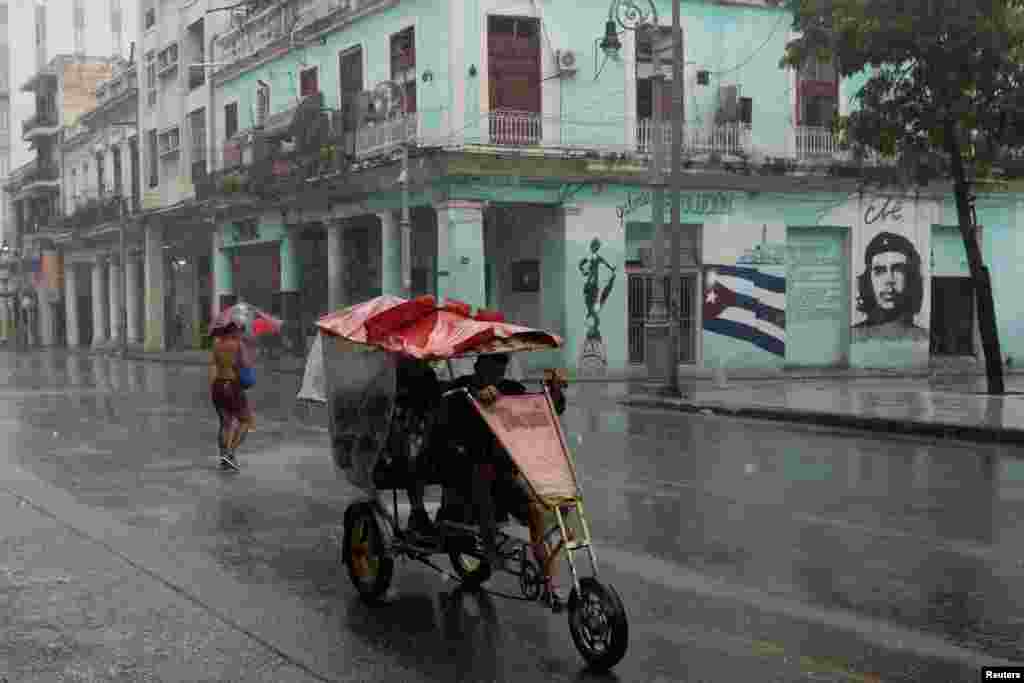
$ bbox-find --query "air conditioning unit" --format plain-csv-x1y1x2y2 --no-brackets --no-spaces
556,49,578,76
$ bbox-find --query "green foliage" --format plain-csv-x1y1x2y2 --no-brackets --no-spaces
781,0,1024,184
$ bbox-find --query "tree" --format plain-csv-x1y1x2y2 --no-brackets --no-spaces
781,0,1024,394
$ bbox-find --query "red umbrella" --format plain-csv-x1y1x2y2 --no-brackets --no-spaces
316,295,562,360
211,301,283,337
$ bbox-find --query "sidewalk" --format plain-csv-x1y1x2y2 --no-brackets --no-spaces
624,373,1024,445
0,487,319,682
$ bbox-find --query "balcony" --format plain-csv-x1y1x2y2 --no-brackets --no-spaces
214,0,359,76
636,120,753,158
10,162,60,197
795,125,840,161
58,196,126,232
355,114,417,159
22,112,60,140
488,110,542,146
95,68,139,107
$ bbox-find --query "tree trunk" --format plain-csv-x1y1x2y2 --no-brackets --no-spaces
946,119,1005,395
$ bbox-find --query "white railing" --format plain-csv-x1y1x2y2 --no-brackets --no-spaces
795,126,838,159
355,114,417,158
487,110,543,146
635,120,752,156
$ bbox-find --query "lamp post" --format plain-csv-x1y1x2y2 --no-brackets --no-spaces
372,80,413,297
601,0,683,395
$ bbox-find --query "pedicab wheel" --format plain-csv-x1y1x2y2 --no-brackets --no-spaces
342,504,395,605
568,578,629,672
446,540,494,587
519,554,543,601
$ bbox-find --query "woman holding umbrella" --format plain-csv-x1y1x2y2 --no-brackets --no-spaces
209,302,282,471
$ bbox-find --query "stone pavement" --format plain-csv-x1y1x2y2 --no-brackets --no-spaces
0,486,322,683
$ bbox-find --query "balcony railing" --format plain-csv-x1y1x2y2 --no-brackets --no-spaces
58,197,126,232
22,112,59,137
636,120,752,157
355,114,417,159
488,110,542,146
795,126,839,160
10,162,61,194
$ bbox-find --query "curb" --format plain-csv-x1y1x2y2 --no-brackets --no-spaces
622,397,1024,445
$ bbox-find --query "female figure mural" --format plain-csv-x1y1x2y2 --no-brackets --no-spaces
577,238,617,375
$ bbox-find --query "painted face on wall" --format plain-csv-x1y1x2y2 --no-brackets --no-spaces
870,251,908,311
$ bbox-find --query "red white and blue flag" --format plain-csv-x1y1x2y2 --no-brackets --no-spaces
703,265,785,356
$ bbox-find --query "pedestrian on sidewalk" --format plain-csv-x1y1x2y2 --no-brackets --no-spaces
209,321,256,471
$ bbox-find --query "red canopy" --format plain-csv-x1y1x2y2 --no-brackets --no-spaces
316,295,562,360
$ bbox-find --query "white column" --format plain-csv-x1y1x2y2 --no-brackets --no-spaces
327,221,344,312
125,254,141,345
91,255,108,348
144,223,166,352
64,261,79,348
109,255,122,345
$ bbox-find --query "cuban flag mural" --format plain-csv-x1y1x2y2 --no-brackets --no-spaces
702,265,786,356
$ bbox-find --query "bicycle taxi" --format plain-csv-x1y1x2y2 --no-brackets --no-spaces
297,295,629,671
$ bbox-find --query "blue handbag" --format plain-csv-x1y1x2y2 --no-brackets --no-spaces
238,366,257,389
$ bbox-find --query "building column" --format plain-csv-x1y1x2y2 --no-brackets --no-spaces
91,255,108,348
109,255,122,346
327,221,344,312
279,228,302,352
213,229,235,315
144,223,166,352
190,256,203,348
434,201,485,309
37,286,53,347
64,261,79,348
39,246,58,347
378,211,402,296
125,253,142,345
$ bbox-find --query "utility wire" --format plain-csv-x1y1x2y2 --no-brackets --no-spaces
711,11,788,79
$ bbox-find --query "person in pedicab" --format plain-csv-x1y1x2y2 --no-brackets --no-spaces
387,356,444,540
427,353,571,602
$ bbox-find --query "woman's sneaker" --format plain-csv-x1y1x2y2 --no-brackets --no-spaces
220,450,240,471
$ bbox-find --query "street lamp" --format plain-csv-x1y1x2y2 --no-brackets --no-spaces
372,80,413,297
601,0,684,395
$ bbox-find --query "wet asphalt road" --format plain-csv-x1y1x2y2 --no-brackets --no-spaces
1,350,1023,682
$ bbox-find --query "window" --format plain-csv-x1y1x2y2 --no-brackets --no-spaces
158,127,181,156
797,57,837,126
0,110,7,131
145,7,156,29
256,83,270,127
799,58,836,83
188,19,205,90
339,47,364,133
148,129,158,187
389,27,416,114
299,66,319,97
96,153,105,195
224,101,238,139
112,146,123,196
129,138,140,211
145,52,157,107
189,108,206,180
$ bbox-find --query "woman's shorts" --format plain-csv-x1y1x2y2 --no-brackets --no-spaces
211,380,251,422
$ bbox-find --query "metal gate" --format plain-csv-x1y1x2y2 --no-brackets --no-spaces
628,273,698,365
